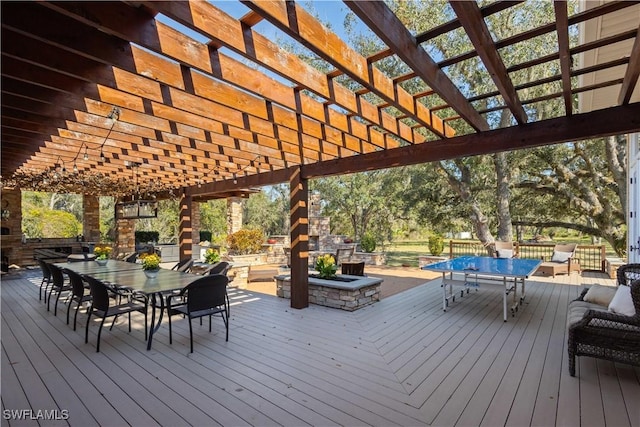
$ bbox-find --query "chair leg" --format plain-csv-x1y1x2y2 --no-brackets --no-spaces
54,291,63,316
47,287,54,311
209,315,212,332
85,307,93,343
188,317,194,353
96,317,107,352
73,302,82,331
109,314,119,331
66,298,73,324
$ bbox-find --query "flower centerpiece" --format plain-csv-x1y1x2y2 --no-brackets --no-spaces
94,245,112,266
140,253,161,278
204,247,221,264
315,254,338,279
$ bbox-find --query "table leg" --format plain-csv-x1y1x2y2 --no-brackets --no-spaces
503,277,508,322
146,292,165,351
442,272,447,312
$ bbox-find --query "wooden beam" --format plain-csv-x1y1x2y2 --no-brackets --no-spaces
618,22,640,105
144,1,414,147
344,0,488,132
289,166,309,309
299,103,640,179
554,1,573,116
450,0,528,125
241,0,454,138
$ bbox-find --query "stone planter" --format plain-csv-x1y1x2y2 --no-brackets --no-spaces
275,273,383,311
418,255,448,268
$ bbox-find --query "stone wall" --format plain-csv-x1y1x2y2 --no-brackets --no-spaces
227,197,243,235
191,201,201,243
83,194,101,243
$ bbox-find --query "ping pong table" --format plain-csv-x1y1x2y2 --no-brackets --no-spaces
422,256,541,321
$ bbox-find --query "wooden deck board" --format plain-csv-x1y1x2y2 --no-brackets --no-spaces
2,270,639,427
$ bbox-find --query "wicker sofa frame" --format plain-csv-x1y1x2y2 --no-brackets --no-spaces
567,264,640,376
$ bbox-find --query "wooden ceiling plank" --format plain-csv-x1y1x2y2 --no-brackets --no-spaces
344,0,488,133
450,0,528,125
554,1,573,116
145,1,422,147
240,0,453,138
618,23,640,105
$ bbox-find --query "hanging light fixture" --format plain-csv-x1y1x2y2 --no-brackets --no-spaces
117,162,158,219
98,106,120,163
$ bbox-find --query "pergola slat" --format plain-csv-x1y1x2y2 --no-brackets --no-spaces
241,0,454,138
450,0,528,125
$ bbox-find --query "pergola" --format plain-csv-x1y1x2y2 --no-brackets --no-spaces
2,1,640,308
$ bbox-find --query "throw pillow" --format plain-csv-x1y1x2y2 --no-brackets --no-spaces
608,285,637,317
551,250,573,263
583,284,617,307
497,249,513,259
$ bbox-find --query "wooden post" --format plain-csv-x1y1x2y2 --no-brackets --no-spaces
289,166,309,309
178,192,193,261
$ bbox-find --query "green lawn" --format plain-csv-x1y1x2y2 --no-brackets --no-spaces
384,240,431,267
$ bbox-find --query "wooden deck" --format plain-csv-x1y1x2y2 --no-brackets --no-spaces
2,269,639,426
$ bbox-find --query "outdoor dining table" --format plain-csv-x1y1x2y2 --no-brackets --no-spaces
56,260,201,350
55,259,141,274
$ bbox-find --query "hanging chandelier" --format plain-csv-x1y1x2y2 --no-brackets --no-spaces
117,162,158,219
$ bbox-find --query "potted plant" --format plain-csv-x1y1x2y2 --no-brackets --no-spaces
140,253,161,279
204,247,221,264
94,245,112,266
315,254,338,279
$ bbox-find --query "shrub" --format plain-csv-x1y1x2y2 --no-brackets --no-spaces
226,228,264,255
135,231,159,243
199,230,212,243
428,235,444,256
360,233,377,253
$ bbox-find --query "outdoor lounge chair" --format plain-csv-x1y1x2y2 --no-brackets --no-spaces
493,241,518,258
341,261,365,276
567,264,640,376
538,243,580,277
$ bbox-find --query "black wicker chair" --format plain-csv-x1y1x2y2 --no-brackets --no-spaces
36,258,52,302
172,257,194,273
47,263,72,316
567,264,640,376
63,268,92,331
84,275,148,352
167,274,229,353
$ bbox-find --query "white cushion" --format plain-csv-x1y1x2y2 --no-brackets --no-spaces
583,285,617,307
497,249,513,258
551,250,572,263
608,285,637,317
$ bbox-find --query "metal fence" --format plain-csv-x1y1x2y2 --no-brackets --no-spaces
447,240,606,272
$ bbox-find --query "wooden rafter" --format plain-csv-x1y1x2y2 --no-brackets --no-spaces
554,1,573,116
1,0,639,196
145,1,422,147
344,0,489,132
619,22,640,105
241,0,455,138
450,0,528,125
